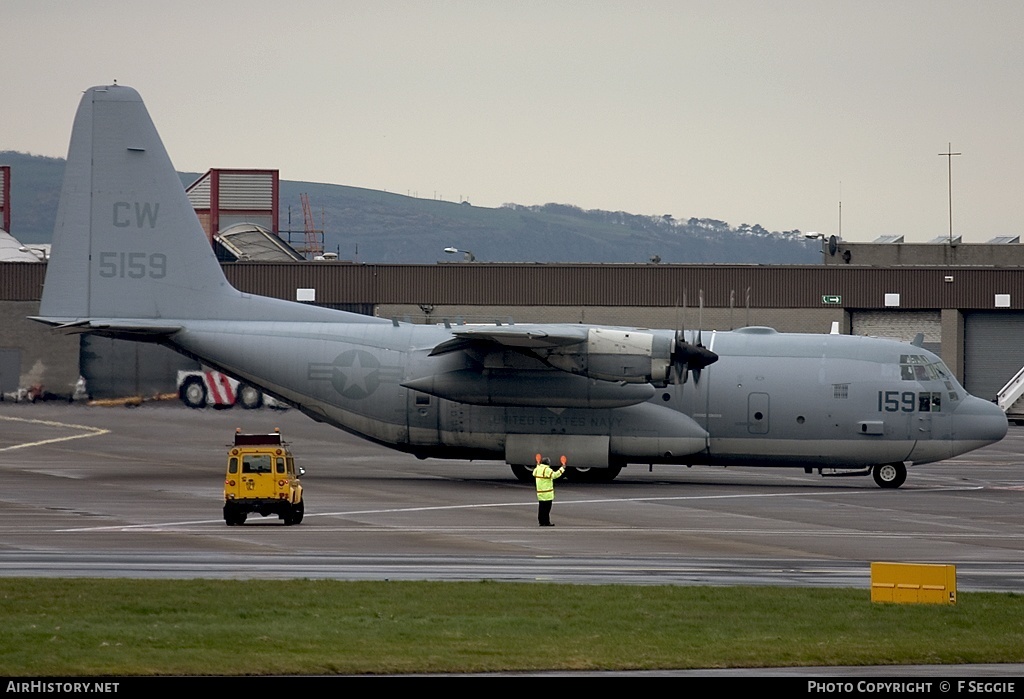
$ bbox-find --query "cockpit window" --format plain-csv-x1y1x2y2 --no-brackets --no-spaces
899,355,952,383
897,354,961,403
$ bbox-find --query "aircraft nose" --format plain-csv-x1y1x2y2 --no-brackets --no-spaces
955,394,1008,444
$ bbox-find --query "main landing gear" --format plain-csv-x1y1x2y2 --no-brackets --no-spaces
510,465,533,483
564,465,622,483
872,462,907,489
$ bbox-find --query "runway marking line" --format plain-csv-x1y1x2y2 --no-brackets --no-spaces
57,484,984,532
0,415,110,451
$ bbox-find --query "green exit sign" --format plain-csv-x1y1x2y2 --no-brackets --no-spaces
822,295,842,305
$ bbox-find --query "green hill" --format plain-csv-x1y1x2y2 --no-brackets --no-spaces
2,151,818,263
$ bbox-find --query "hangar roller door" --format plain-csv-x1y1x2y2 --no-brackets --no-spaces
963,312,1024,401
81,336,198,399
0,348,19,393
850,310,941,354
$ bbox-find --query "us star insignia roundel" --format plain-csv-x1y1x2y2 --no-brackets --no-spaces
308,350,382,399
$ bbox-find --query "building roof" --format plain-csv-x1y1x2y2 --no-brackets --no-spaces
213,223,304,262
0,230,45,262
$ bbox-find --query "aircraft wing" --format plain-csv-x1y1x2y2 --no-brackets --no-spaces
419,323,666,406
428,323,696,387
428,325,589,356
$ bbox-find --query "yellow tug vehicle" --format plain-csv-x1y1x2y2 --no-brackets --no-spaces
223,428,304,525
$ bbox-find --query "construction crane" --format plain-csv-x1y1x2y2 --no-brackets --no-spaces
300,193,324,259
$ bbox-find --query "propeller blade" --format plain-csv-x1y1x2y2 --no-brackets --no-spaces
675,340,718,372
668,331,718,387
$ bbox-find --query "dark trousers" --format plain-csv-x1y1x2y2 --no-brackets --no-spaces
538,500,553,526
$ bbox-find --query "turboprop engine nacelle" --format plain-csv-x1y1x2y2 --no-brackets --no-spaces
542,328,675,384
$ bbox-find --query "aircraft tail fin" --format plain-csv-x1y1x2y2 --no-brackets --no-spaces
36,84,348,326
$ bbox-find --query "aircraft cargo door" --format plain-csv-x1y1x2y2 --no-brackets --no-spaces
407,390,439,446
748,392,770,434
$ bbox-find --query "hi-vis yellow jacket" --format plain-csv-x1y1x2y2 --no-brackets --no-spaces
532,464,565,501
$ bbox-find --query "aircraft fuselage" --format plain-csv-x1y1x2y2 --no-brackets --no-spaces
170,320,1006,473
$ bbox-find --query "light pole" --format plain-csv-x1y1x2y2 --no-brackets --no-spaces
443,246,476,262
939,143,961,243
804,231,826,262
18,246,48,261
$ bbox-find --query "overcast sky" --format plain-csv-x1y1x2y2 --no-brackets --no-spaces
5,1,1022,242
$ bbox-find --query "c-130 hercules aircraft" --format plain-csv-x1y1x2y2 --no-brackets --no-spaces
32,85,1008,488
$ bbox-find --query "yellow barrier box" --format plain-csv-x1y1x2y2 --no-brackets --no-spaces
870,562,956,604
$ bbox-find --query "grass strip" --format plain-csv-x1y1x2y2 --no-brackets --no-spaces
1,579,1021,675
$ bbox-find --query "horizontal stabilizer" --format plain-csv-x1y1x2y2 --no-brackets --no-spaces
28,316,182,338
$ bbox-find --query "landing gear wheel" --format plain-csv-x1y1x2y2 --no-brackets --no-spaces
237,384,263,409
181,377,207,409
872,462,907,489
565,465,622,483
510,465,533,483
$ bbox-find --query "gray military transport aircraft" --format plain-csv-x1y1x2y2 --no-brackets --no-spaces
31,84,1008,488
